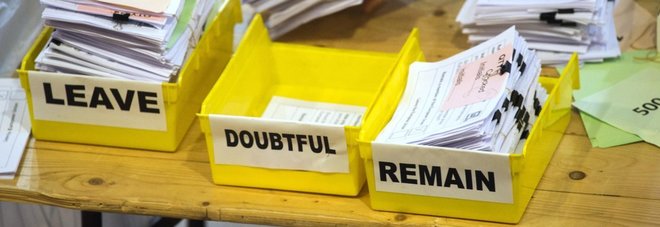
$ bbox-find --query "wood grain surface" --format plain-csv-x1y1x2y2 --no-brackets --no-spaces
2,0,659,226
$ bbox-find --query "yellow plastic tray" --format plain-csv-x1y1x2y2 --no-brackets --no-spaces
198,15,422,196
357,49,580,223
17,0,241,152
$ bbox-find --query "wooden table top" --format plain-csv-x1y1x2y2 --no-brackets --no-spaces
2,0,659,226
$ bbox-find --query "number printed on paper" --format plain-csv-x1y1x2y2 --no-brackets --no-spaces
632,98,660,116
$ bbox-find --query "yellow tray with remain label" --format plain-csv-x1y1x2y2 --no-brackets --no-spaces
197,14,424,196
357,50,580,223
17,0,241,152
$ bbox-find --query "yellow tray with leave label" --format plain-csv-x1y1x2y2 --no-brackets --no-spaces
17,0,241,152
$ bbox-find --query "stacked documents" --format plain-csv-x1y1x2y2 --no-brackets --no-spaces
34,0,219,82
243,0,362,38
377,26,547,154
456,0,620,64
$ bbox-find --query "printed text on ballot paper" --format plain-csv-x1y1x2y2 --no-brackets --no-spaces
377,43,512,143
28,72,167,131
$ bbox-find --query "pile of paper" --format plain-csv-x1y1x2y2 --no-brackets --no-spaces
377,26,547,154
243,0,362,38
34,0,220,82
456,0,620,65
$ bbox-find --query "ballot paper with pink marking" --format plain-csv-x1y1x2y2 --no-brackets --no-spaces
376,26,547,153
441,44,512,111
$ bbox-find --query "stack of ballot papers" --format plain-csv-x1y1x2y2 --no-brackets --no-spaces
243,0,362,38
456,0,621,65
34,0,220,82
376,26,547,154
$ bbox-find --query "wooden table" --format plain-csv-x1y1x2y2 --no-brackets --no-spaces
2,1,660,226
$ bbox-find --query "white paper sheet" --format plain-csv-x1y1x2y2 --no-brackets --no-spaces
261,96,366,127
0,79,31,180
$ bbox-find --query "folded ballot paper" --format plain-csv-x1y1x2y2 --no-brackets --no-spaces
376,26,547,154
243,0,362,38
34,0,220,82
456,0,620,64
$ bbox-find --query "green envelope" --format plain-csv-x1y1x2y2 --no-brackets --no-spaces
558,50,657,148
573,67,660,147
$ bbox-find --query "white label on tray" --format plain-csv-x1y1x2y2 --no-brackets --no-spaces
28,71,167,131
371,142,513,203
208,114,350,173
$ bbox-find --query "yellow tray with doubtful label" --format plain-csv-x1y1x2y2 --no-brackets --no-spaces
17,0,241,152
356,51,580,223
197,14,424,196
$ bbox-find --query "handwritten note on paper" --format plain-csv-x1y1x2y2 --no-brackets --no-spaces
0,78,31,180
573,68,660,147
442,44,512,110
